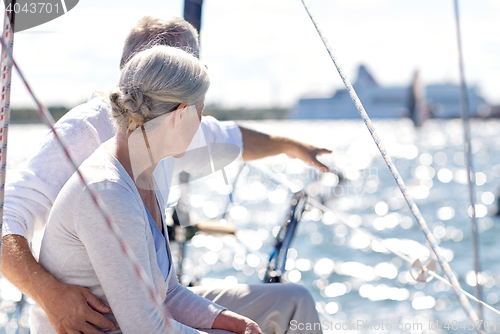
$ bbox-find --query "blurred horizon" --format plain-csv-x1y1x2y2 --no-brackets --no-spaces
5,0,500,110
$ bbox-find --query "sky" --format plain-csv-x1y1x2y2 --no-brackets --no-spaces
5,0,500,110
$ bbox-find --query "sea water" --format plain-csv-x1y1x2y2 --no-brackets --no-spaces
2,119,500,333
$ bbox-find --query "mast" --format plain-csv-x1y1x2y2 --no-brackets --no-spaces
177,0,204,227
183,0,203,33
169,0,205,279
409,70,428,127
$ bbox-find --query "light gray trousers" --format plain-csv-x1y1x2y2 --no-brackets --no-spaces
189,283,323,334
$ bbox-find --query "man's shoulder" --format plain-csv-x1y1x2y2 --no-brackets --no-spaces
50,92,116,145
201,115,239,131
200,115,223,128
56,92,113,129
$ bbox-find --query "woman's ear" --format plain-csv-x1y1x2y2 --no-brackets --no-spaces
176,103,189,115
172,103,189,126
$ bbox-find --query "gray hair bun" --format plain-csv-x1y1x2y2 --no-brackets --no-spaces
110,88,153,130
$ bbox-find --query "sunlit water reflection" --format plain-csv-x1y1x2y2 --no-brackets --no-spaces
3,119,500,333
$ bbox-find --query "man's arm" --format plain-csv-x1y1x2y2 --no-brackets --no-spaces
1,235,116,334
1,96,118,333
239,126,332,171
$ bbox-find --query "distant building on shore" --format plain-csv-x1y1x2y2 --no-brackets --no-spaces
292,65,488,120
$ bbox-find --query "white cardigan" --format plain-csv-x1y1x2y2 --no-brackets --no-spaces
3,92,242,241
30,146,224,333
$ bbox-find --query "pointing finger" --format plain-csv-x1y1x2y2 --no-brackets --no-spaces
311,157,329,172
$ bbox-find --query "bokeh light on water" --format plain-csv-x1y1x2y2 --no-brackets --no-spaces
4,119,500,333
181,119,500,332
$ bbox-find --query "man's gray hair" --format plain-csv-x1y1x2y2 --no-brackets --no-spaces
120,16,200,69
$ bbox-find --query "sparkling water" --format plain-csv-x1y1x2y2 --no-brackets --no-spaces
2,119,500,333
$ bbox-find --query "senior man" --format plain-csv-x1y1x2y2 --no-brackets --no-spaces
1,16,328,334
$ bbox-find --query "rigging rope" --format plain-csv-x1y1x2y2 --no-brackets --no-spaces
0,1,16,245
299,0,479,325
248,162,500,317
453,0,484,324
312,197,500,318
0,36,175,332
310,197,500,317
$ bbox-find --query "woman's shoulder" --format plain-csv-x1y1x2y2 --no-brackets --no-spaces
57,146,140,211
80,146,134,189
51,146,147,236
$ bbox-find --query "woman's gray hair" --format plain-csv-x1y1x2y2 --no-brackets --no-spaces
110,45,209,131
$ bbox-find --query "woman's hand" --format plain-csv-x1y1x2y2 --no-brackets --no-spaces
212,309,263,334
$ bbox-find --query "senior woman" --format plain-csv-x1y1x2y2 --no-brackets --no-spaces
30,46,261,334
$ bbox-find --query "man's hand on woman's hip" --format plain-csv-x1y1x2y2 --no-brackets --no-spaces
42,282,116,334
1,234,116,334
